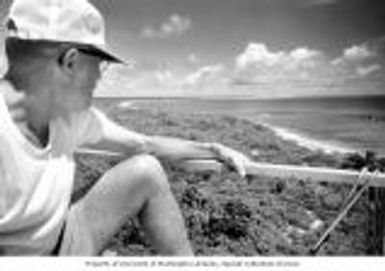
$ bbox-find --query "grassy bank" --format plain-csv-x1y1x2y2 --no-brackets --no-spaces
73,106,383,256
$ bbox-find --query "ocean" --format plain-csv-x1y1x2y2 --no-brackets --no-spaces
94,95,385,156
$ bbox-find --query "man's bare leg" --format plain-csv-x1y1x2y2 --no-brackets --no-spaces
68,154,193,256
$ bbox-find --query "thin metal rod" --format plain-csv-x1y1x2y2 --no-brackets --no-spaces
339,168,369,212
179,160,385,187
76,150,385,187
308,170,378,255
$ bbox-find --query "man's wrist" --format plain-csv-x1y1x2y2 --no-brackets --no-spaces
201,142,220,160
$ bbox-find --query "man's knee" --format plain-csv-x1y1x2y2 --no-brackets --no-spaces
120,154,169,193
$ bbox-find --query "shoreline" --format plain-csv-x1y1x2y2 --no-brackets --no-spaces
112,100,365,157
263,123,357,156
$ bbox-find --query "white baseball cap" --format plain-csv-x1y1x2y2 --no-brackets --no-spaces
4,0,124,63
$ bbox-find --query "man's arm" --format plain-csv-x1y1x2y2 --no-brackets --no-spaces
81,109,249,177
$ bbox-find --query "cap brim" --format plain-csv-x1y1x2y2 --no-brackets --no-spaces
92,46,126,64
84,45,131,65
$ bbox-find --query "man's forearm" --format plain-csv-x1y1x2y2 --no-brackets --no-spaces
145,136,217,162
85,124,217,161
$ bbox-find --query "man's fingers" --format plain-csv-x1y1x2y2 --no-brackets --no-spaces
236,159,247,178
210,143,249,178
228,156,247,178
236,165,246,178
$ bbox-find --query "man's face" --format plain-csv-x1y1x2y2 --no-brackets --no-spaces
74,50,103,98
57,47,107,112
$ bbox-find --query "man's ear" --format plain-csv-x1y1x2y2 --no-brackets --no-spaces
59,48,80,75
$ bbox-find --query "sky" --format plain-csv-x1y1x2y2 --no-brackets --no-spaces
1,0,385,98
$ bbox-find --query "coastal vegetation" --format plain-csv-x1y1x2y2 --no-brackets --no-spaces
73,106,384,256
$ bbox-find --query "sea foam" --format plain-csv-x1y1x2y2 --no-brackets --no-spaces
266,124,356,155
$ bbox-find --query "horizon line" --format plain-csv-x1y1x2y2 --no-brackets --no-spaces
94,93,385,100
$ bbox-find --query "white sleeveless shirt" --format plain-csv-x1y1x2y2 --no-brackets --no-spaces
0,90,104,255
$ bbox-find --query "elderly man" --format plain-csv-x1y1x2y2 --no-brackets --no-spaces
0,0,250,256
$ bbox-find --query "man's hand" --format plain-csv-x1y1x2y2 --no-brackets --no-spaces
209,143,251,178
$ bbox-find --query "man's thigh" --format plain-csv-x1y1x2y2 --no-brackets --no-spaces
59,154,166,256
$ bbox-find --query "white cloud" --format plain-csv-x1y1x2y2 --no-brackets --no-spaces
188,54,200,65
356,64,381,78
332,45,375,66
290,47,321,62
155,70,173,84
330,43,382,80
342,45,374,62
234,42,382,87
236,43,283,69
153,70,181,90
236,43,323,71
141,14,191,39
235,43,325,84
95,39,383,97
184,64,225,87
